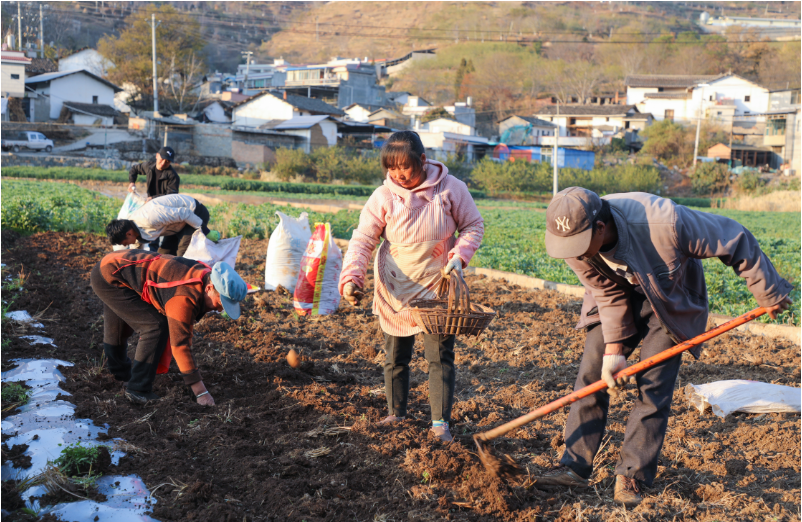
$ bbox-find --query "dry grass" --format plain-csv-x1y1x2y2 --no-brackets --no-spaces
713,190,801,212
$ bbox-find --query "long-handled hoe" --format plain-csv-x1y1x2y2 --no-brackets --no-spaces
473,307,769,480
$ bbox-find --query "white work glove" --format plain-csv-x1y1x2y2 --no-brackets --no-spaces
127,183,136,193
601,354,634,397
444,256,463,275
342,282,364,306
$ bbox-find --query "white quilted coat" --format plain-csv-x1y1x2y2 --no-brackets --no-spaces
129,194,203,242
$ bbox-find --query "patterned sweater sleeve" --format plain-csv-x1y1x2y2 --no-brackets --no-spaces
338,189,388,294
447,179,484,267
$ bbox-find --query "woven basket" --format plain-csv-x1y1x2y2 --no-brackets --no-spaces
409,269,496,337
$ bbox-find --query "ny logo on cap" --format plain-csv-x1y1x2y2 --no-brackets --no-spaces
555,216,571,232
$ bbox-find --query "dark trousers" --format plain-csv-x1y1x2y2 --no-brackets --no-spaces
384,333,456,422
90,262,169,393
159,201,211,257
560,294,681,486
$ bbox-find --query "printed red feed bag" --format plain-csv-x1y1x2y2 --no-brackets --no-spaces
293,223,343,316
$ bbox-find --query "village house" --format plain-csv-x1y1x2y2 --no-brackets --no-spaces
282,59,385,109
497,115,556,145
535,104,644,147
230,90,345,129
626,74,770,126
343,103,385,123
366,108,410,130
1,50,30,99
763,88,801,174
416,130,490,162
420,117,474,136
25,69,122,125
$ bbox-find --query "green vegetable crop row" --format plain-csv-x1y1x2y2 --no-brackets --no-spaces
1,166,486,199
1,179,797,325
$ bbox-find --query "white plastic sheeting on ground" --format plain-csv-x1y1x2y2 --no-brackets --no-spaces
2,314,159,521
686,380,802,418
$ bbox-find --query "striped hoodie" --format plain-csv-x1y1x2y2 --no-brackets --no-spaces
98,250,210,383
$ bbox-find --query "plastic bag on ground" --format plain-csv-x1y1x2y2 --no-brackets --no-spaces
182,229,242,268
293,223,343,316
117,192,146,220
685,380,801,418
265,211,311,293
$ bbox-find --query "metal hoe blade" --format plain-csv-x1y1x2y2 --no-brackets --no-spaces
473,434,522,481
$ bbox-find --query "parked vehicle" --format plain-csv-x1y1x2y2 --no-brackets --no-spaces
2,131,54,153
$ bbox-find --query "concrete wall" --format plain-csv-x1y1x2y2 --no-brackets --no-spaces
193,125,233,158
232,141,277,166
73,113,114,126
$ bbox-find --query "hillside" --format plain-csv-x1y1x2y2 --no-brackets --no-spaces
260,1,701,63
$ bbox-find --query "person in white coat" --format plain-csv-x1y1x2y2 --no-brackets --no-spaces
106,194,219,256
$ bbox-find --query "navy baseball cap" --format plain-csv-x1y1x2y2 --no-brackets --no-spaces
158,146,175,163
545,187,603,259
210,262,247,319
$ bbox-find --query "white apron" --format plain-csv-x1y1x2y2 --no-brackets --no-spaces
373,183,457,336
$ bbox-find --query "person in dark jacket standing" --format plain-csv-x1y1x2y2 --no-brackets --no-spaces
535,187,792,507
128,146,180,200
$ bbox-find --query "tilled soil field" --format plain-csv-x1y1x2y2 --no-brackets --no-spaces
2,230,799,522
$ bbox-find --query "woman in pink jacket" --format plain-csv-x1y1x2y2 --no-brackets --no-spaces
339,131,484,442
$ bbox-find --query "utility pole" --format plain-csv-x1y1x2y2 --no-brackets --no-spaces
150,13,161,117
17,2,22,51
39,3,44,58
692,84,709,169
553,101,560,196
241,51,253,92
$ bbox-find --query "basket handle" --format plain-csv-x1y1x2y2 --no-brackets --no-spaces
441,268,471,315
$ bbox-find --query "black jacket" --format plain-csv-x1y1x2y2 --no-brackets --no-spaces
128,160,180,198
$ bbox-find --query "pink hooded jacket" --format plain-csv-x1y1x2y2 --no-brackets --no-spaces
339,160,484,336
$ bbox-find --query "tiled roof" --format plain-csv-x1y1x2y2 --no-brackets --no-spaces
536,105,636,117
63,102,119,117
26,69,122,92
625,74,721,88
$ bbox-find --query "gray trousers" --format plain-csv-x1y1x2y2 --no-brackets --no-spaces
384,333,456,422
560,294,681,486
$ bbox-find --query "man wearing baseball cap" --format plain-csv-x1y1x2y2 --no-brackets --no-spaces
535,187,792,506
128,146,180,201
91,250,248,407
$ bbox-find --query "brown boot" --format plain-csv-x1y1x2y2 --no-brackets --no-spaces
534,466,589,487
614,475,643,507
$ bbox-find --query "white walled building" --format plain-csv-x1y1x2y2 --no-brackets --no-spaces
626,74,770,124
1,50,31,98
421,117,474,136
25,69,121,121
59,49,113,77
272,115,339,152
231,90,345,129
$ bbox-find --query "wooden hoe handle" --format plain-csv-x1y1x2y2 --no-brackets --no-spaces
474,307,768,443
